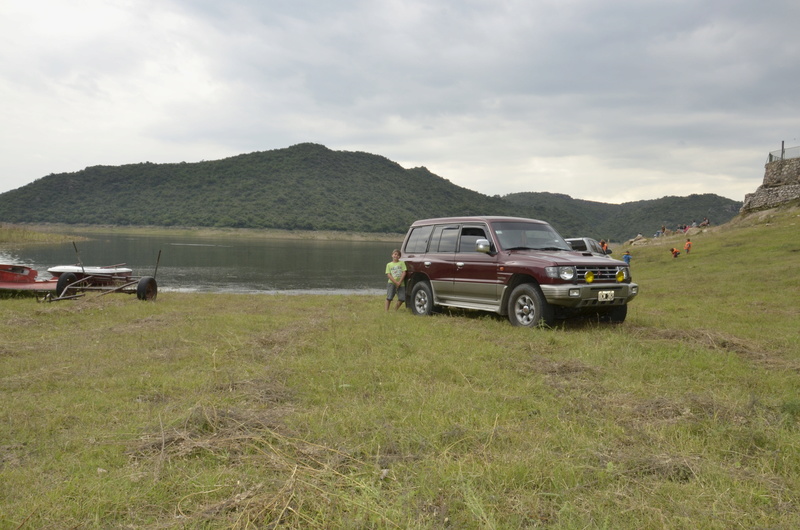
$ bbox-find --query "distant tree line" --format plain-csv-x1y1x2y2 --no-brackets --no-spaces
0,143,742,241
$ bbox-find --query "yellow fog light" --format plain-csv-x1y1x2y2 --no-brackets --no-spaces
585,271,595,283
616,270,625,282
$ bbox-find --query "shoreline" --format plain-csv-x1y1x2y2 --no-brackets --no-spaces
3,222,404,244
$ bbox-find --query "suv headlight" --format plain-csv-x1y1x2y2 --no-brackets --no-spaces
545,266,576,281
616,267,630,282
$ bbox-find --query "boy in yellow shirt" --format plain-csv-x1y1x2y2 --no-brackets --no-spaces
385,249,407,311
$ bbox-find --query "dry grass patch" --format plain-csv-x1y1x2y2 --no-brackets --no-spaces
127,401,397,528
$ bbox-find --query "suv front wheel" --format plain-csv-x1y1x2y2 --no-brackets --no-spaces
409,281,435,316
508,283,554,328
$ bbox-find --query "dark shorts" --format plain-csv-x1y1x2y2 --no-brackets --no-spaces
386,282,405,301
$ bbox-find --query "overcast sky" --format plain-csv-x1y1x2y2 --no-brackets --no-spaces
1,1,798,203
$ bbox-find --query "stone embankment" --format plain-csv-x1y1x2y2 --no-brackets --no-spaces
622,150,799,248
624,226,706,248
741,156,800,212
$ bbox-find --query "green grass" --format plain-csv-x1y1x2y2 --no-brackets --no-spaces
0,224,81,245
1,206,799,528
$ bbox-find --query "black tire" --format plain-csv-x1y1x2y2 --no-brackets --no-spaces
56,272,78,297
409,281,434,316
508,283,554,328
136,277,158,301
599,304,627,323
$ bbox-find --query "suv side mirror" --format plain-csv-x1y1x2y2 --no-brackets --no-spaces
475,238,493,254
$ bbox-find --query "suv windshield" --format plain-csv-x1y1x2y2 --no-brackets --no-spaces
493,221,572,251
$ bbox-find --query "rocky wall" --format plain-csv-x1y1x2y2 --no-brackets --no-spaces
741,157,800,212
763,158,800,187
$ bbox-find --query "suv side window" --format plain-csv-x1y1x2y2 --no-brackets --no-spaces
431,225,458,253
458,226,488,252
404,225,434,254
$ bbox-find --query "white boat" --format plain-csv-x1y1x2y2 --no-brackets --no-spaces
47,265,133,277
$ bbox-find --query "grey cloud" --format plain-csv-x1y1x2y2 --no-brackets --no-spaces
1,0,798,201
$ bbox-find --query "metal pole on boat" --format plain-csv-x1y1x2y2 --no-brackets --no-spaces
72,242,86,275
153,249,161,279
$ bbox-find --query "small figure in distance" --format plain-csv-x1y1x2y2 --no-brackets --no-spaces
684,238,692,254
622,250,632,265
699,217,710,227
670,247,681,258
599,239,609,254
385,248,407,311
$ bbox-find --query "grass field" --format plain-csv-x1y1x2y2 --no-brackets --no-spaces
0,225,81,245
1,206,799,528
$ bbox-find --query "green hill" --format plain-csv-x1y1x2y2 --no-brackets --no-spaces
0,143,741,240
503,191,742,241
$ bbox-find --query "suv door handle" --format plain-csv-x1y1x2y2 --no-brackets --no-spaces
424,261,432,267
456,262,465,268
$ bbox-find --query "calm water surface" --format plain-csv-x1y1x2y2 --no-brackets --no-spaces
0,232,401,295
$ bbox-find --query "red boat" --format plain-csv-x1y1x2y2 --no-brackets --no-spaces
0,264,58,292
0,264,157,300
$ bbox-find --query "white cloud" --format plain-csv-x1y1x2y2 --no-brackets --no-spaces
1,0,798,203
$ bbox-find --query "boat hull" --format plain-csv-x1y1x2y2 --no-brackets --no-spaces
0,280,57,292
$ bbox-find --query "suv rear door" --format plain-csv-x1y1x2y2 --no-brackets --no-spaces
418,224,459,300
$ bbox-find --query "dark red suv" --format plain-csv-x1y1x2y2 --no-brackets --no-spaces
401,216,638,327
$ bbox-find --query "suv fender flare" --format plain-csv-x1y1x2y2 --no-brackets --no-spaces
405,273,432,300
499,274,540,316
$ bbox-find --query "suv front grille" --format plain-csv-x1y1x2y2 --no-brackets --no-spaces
574,265,621,283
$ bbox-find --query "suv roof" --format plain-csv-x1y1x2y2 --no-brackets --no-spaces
409,216,548,226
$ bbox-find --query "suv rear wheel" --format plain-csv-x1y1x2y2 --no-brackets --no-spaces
409,281,435,316
508,283,554,328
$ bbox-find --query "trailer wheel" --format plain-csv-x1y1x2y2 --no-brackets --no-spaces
56,273,78,297
137,277,158,301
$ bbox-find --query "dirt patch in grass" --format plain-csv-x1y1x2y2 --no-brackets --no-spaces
252,317,328,355
520,355,599,378
596,449,699,483
108,315,172,333
213,378,294,405
129,404,295,462
0,343,27,357
127,399,391,527
628,325,799,372
632,396,693,422
0,444,25,468
627,393,746,426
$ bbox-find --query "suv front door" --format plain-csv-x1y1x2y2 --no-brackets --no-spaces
450,224,501,308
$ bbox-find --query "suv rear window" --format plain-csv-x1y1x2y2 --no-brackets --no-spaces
404,225,434,253
431,225,458,253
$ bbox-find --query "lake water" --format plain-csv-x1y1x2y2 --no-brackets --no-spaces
0,232,402,295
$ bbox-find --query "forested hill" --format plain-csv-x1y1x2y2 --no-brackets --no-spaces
0,143,742,240
504,192,743,241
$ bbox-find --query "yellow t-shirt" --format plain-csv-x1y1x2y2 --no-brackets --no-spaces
385,260,407,283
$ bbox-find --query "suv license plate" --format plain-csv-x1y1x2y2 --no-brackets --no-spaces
598,290,615,301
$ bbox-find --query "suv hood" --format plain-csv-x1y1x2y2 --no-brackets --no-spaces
505,249,626,267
